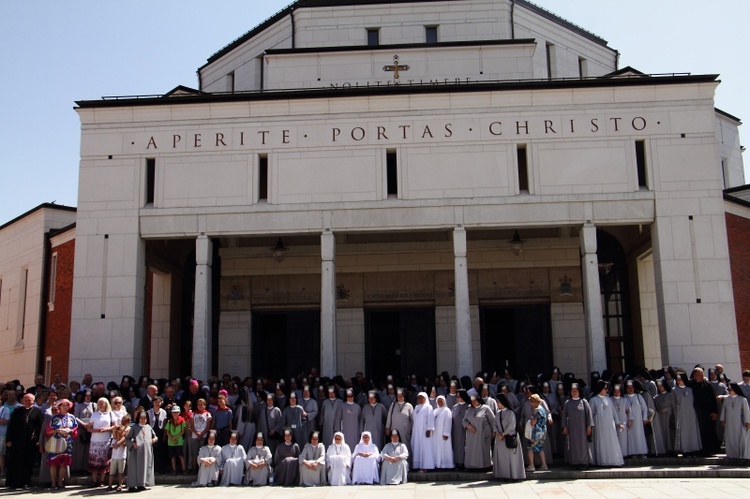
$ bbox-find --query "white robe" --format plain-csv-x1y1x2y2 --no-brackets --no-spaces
218,444,246,486
432,405,453,468
411,400,435,470
589,395,624,467
351,440,380,484
720,395,750,459
326,442,352,485
193,443,221,487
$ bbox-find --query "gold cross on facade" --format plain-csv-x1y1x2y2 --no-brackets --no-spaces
383,55,410,79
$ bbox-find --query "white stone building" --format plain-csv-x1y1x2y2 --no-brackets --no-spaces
70,0,745,383
0,204,77,384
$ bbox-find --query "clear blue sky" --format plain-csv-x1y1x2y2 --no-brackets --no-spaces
1,0,747,224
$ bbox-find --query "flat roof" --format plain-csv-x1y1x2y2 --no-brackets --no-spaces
76,73,719,109
0,203,77,232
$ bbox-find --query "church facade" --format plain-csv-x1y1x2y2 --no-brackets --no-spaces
69,0,746,383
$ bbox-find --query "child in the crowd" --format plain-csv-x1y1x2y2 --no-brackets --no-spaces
108,414,131,491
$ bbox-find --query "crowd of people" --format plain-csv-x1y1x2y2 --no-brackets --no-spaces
2,363,750,490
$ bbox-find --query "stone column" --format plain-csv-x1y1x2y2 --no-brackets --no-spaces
454,227,473,377
580,224,607,374
193,235,212,380
320,230,337,377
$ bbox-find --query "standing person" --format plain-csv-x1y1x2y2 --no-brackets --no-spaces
432,395,453,469
492,393,525,481
720,383,750,462
126,411,157,492
689,367,720,456
525,394,548,472
380,430,409,485
274,428,300,486
411,392,435,471
298,431,326,487
325,431,352,486
623,380,649,458
108,414,130,492
193,430,221,487
281,393,306,446
673,373,702,455
212,394,233,447
257,394,282,454
46,399,78,490
451,389,470,470
654,379,675,455
218,431,246,486
72,390,94,472
561,383,592,470
245,432,272,486
85,397,115,487
341,389,362,449
165,405,187,474
189,398,211,470
361,391,387,450
234,385,255,452
385,389,413,459
351,431,380,484
147,396,168,474
320,387,343,449
299,386,318,447
5,393,43,489
610,384,629,458
589,380,624,467
462,394,495,470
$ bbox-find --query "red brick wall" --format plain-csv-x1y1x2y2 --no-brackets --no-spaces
44,238,75,384
727,212,750,370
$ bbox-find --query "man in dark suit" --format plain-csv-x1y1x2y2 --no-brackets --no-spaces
5,393,43,489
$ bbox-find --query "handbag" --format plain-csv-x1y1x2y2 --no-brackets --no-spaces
499,412,518,449
45,434,68,454
524,420,533,441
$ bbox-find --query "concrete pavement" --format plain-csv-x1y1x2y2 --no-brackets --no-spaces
3,479,750,499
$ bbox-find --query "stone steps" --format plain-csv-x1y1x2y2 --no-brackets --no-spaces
3,456,749,487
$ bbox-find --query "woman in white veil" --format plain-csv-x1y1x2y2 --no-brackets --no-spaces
326,431,352,485
351,431,380,484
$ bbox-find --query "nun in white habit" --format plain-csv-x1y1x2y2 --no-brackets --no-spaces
432,395,454,469
351,431,381,484
218,432,247,486
326,431,352,486
380,430,409,485
411,392,435,471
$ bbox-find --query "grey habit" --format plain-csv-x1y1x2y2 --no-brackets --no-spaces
562,397,593,466
361,402,388,449
462,403,495,469
385,401,414,459
320,397,343,449
126,424,157,489
720,395,750,459
451,401,469,467
589,395,624,467
492,408,525,480
298,442,326,486
672,385,702,454
380,441,409,484
341,401,362,449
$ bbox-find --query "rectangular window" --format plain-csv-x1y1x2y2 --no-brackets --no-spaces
516,145,529,193
578,57,588,78
386,150,398,197
635,140,648,188
227,72,235,93
145,158,155,205
425,26,438,44
258,155,268,201
45,357,52,387
48,252,58,310
367,28,380,46
18,268,28,342
545,42,556,79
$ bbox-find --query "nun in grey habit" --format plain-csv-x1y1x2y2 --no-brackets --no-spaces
589,380,624,467
492,394,525,481
721,383,750,460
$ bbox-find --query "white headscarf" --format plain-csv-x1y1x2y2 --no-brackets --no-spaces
352,431,379,464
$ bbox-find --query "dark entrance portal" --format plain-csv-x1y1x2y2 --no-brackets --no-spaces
480,305,553,378
252,310,320,379
365,308,436,382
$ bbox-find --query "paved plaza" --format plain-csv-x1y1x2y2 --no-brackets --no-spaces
3,479,750,499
